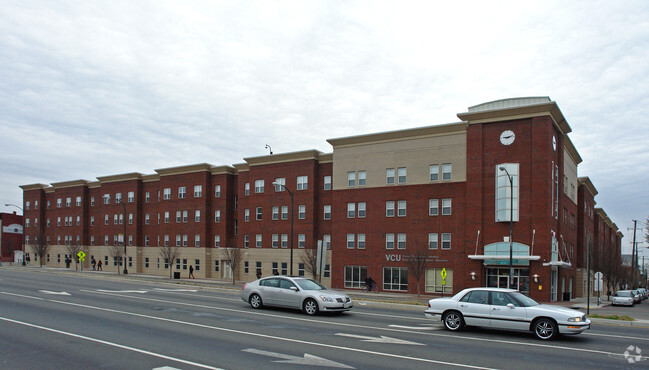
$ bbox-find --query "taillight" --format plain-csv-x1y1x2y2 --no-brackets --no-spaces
242,283,247,290
428,303,431,308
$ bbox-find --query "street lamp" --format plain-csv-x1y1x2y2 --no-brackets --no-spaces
498,167,515,289
272,182,294,275
103,195,128,274
5,203,25,265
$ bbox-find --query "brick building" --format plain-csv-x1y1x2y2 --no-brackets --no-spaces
1,211,24,263
19,97,621,301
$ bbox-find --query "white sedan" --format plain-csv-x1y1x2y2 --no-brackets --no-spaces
425,287,590,340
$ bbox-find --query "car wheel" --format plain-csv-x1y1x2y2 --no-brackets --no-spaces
442,311,465,331
249,294,263,309
303,298,319,316
533,318,557,340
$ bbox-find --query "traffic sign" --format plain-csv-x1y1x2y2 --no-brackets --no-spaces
77,251,86,262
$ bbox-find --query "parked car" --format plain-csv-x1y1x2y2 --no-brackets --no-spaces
630,290,642,304
612,290,636,306
425,287,590,340
637,288,648,300
241,276,353,315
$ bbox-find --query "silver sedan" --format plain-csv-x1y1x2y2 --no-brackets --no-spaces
425,287,590,340
241,276,353,315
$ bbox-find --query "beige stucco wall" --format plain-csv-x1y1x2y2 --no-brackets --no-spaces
563,148,579,205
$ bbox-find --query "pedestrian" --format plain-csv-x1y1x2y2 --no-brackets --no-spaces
91,257,96,271
256,269,262,280
189,265,195,279
97,260,103,271
65,257,70,268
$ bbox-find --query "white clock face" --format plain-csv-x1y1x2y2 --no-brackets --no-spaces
500,130,515,145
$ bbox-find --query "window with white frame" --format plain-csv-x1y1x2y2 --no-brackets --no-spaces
145,192,150,203
426,268,453,294
256,234,262,248
194,185,202,198
254,180,264,193
357,234,365,249
386,168,395,184
195,210,200,222
76,196,81,206
128,213,133,224
298,205,306,219
114,214,119,225
163,188,171,200
272,234,279,248
176,211,181,223
347,172,356,187
358,202,366,218
298,234,305,248
213,209,221,223
386,201,395,217
324,205,331,220
164,211,169,223
58,198,63,207
145,214,150,225
323,234,331,249
358,171,366,186
441,233,451,249
195,234,200,247
115,193,121,203
256,207,262,220
26,201,30,210
384,267,408,291
182,235,188,247
103,215,107,225
281,234,288,248
178,187,186,199
245,182,250,195
272,206,279,220
398,167,406,183
442,163,452,181
397,233,406,249
386,233,395,249
347,234,355,249
90,236,94,245
215,185,221,198
429,199,439,216
182,210,188,223
430,164,439,181
297,176,308,190
244,234,249,248
128,191,134,203
66,197,71,207
442,198,452,215
344,265,367,288
164,235,169,246
428,233,438,249
89,197,93,206
244,209,250,222
214,235,220,247
495,163,519,222
145,235,150,246
274,178,285,192
75,216,79,226
397,200,406,217
281,206,288,220
324,176,331,190
347,203,355,218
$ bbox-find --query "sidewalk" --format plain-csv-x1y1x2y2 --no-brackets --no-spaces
4,265,648,327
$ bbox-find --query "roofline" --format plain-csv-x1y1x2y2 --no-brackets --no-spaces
327,122,467,148
578,177,598,197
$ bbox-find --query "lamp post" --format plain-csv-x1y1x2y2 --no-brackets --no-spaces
5,203,25,265
498,167,515,289
272,182,294,275
103,196,128,274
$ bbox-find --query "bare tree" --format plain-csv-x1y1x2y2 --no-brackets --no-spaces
159,245,182,279
221,247,243,284
67,242,83,271
109,244,124,274
299,247,319,279
30,232,50,268
406,244,432,298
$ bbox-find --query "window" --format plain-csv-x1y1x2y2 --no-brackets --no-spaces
272,234,279,248
324,205,331,220
145,214,150,225
76,216,80,226
194,185,202,198
358,171,366,186
163,188,171,200
298,234,305,248
357,234,365,249
495,163,519,222
428,233,438,249
386,234,395,249
254,180,264,193
347,203,355,218
114,214,119,225
178,187,186,199
182,235,188,247
344,265,367,288
244,209,250,222
323,234,331,249
164,235,169,246
298,205,306,219
256,207,262,220
244,235,249,248
128,191,134,203
347,172,356,187
195,210,200,222
103,215,108,225
358,202,366,218
25,218,30,228
442,163,452,181
182,211,188,223
195,234,200,247
442,198,452,215
256,234,262,248
76,196,81,206
176,211,181,223
215,185,221,198
398,167,406,183
164,211,169,223
429,199,439,216
397,200,406,217
214,210,221,223
128,213,133,225
347,234,355,249
442,233,451,249
26,201,30,210
47,200,51,209
66,197,71,207
386,168,395,184
90,236,94,245
281,234,288,248
274,178,285,192
281,206,288,220
145,236,150,246
145,192,150,203
430,164,439,181
324,176,331,190
297,176,308,190
397,233,406,249
383,267,408,291
48,218,52,227
115,193,121,204
272,206,279,220
58,198,63,207
298,263,305,276
386,201,395,217
245,182,250,195
426,268,453,294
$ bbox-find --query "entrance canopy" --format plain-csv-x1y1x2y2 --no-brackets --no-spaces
469,242,540,266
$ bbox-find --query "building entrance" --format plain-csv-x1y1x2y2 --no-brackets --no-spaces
487,268,530,295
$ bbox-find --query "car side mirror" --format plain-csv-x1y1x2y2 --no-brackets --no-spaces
290,286,298,292
507,303,515,309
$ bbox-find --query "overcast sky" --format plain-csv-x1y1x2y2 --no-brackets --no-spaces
1,1,648,255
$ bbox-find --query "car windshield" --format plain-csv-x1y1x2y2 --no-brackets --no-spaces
294,279,327,291
615,291,632,297
509,291,539,307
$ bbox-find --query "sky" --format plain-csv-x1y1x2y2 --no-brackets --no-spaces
1,0,648,256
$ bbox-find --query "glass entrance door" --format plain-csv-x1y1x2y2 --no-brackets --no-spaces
487,268,529,294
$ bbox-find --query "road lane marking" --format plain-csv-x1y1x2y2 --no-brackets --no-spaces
76,290,647,359
583,332,649,341
95,289,148,293
335,333,425,346
0,291,45,300
0,316,222,370
39,290,71,296
242,348,353,368
388,324,442,330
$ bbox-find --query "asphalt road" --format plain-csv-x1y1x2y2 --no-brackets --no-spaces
1,268,648,369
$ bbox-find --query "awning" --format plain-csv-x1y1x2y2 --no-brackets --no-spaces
471,242,537,266
542,261,572,268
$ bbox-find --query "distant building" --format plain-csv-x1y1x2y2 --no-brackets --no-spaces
1,211,23,263
20,97,622,301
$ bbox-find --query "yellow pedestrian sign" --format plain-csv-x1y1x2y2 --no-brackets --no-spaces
77,251,86,262
441,268,447,285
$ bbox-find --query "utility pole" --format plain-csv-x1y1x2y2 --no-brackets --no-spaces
628,221,644,290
